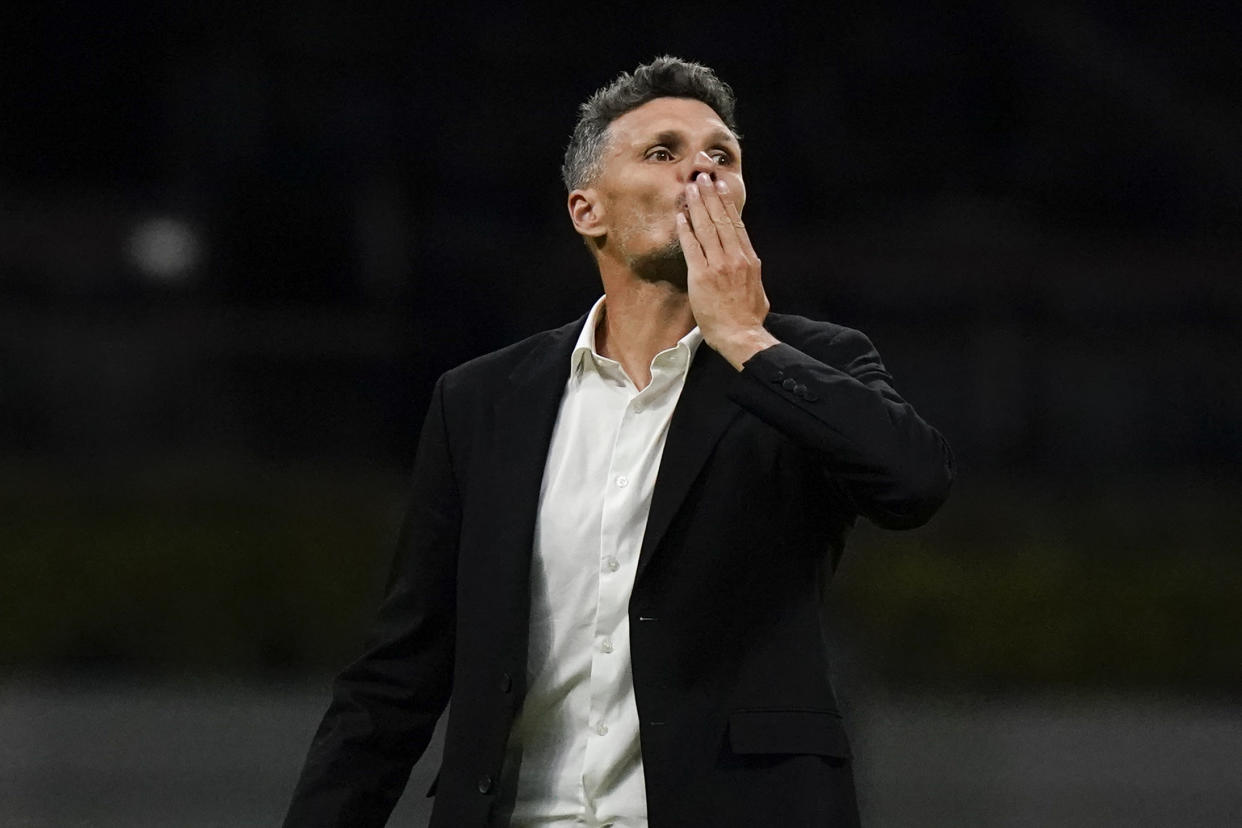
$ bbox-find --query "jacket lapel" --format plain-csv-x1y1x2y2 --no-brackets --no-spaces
483,320,741,598
635,344,742,584
483,317,584,610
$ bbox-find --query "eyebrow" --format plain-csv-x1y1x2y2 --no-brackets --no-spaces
645,129,741,150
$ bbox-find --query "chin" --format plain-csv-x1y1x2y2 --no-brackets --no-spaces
629,238,688,291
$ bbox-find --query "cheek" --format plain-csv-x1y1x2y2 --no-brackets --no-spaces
640,190,666,211
632,190,673,227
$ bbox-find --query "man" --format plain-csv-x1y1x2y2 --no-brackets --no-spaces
284,56,953,827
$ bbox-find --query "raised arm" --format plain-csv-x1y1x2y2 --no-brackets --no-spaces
678,170,953,529
729,327,954,529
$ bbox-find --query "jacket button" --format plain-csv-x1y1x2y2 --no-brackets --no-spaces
771,369,785,382
500,672,512,693
794,384,807,397
782,378,797,391
477,774,493,794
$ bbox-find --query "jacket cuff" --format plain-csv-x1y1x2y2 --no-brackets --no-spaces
738,342,828,406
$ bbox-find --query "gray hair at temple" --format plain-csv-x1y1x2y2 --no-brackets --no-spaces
561,56,740,192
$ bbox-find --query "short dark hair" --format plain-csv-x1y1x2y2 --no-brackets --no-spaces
561,56,739,191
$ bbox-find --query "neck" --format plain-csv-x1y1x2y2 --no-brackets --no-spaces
595,277,695,391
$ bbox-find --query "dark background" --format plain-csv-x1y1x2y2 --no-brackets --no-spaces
2,2,1240,825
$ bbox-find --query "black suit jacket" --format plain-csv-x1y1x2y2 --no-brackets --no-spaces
284,312,954,827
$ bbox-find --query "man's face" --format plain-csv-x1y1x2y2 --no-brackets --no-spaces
589,97,745,287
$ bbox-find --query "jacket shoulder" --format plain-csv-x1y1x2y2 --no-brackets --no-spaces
439,316,583,391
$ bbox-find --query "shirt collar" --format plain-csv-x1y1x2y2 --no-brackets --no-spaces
570,295,704,377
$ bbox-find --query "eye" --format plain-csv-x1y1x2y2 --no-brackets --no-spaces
646,147,674,162
710,150,733,165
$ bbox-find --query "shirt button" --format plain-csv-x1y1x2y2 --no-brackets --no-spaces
596,723,609,736
601,638,614,653
605,557,620,572
616,475,629,488
633,402,644,413
477,774,493,794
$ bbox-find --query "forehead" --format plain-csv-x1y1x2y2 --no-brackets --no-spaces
606,97,738,147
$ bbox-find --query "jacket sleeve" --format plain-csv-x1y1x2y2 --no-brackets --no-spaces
283,375,461,827
726,327,954,529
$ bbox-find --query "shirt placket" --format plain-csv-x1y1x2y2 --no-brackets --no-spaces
581,363,647,801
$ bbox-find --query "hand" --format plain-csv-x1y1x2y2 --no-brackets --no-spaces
677,172,779,370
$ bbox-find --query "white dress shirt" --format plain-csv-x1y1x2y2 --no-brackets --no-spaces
498,296,702,828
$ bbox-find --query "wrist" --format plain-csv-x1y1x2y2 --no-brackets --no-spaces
711,326,779,371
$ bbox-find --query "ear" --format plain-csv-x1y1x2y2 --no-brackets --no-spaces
568,189,607,239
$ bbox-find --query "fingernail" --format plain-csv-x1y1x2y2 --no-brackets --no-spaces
716,179,728,193
687,183,699,198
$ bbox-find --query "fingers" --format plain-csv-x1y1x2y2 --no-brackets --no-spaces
684,175,725,260
698,174,736,241
685,173,752,261
676,212,706,270
716,181,755,254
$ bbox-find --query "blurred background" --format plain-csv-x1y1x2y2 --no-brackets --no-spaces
2,1,1239,825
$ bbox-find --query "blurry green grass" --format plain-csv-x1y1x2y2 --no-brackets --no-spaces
3,465,1239,690
835,474,1242,690
0,462,405,675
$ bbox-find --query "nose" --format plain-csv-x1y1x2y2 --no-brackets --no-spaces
688,150,718,181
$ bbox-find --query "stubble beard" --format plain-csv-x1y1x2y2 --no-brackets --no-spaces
620,204,689,291
627,236,688,291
